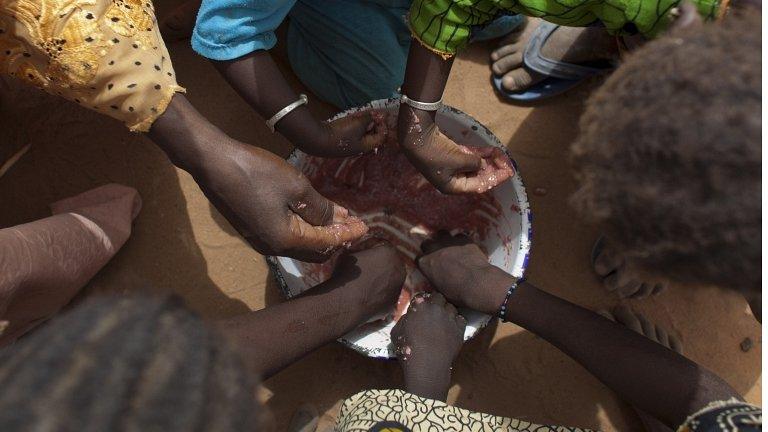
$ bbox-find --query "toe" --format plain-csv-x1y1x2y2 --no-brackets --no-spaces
492,52,523,75
669,334,684,354
617,279,642,299
612,305,644,333
596,309,615,321
501,68,543,92
603,263,634,294
603,272,621,292
636,313,658,341
655,326,671,348
630,283,655,299
594,243,623,276
491,43,520,62
651,281,668,295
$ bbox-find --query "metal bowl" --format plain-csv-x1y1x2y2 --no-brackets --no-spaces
267,98,532,358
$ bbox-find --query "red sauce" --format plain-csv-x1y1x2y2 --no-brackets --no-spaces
300,123,505,320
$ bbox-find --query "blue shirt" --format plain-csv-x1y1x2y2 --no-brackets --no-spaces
192,0,297,60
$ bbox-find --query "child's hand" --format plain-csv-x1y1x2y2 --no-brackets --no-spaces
397,108,514,194
392,292,466,400
321,110,388,157
417,232,517,315
332,239,406,317
198,142,368,262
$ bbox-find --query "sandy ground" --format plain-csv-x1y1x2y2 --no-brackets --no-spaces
0,12,761,431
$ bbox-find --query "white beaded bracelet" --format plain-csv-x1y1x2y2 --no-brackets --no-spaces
400,93,443,111
266,94,308,133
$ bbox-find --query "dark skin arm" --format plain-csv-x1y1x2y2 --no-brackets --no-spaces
214,51,387,157
507,282,740,428
398,42,514,194
417,233,741,428
392,293,466,401
216,242,406,379
148,94,368,261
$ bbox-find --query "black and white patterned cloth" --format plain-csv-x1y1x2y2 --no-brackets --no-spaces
335,389,592,432
335,390,761,432
678,399,762,432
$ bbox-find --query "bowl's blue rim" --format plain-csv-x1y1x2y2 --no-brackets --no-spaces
266,97,533,359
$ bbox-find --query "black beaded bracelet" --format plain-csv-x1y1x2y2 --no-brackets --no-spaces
497,278,523,322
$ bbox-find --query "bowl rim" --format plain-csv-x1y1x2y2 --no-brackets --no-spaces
266,97,533,358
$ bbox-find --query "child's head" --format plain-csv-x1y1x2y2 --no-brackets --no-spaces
570,12,761,297
0,295,262,431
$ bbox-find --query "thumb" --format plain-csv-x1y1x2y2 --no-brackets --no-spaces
339,111,387,153
290,186,338,227
452,145,483,173
288,213,369,254
426,127,481,174
440,145,483,194
358,110,388,152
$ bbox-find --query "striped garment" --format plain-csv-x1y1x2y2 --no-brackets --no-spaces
409,0,722,57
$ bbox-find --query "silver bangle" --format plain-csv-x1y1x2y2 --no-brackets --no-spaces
266,94,308,133
400,93,443,111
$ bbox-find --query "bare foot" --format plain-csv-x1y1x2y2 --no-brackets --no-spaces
490,18,618,93
593,237,668,299
159,0,201,41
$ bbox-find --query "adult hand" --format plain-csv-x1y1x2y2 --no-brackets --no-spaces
397,107,514,194
392,292,466,401
417,232,517,315
149,95,368,262
196,142,368,262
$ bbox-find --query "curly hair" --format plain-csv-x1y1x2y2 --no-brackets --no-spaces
0,295,260,432
570,12,761,294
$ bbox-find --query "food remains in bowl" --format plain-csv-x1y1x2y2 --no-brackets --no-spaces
299,114,515,320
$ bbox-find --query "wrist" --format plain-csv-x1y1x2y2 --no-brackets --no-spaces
402,357,452,401
397,106,435,151
294,119,338,157
475,267,518,315
503,281,542,326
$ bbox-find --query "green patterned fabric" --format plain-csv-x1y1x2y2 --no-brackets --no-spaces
409,0,721,56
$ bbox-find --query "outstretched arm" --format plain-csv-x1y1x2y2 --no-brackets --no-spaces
214,52,386,157
216,243,405,378
507,282,740,428
148,94,368,262
398,42,514,194
417,233,741,428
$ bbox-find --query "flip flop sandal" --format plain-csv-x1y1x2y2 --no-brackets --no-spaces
492,21,615,102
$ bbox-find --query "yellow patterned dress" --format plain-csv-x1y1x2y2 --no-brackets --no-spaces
0,0,184,131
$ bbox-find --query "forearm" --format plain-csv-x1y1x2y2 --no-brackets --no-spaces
213,51,331,155
398,41,454,140
507,282,741,428
403,363,452,402
147,93,236,177
216,278,368,379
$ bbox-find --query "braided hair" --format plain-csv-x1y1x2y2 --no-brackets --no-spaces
0,295,260,432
